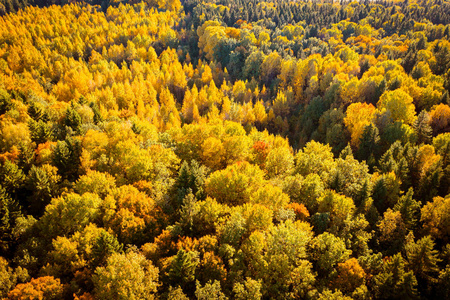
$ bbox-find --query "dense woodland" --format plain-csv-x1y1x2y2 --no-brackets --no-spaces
0,0,450,299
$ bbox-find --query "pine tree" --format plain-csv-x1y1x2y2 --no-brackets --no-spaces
64,103,82,135
393,188,420,230
168,249,199,290
0,185,21,255
406,236,441,281
91,230,123,269
413,111,432,145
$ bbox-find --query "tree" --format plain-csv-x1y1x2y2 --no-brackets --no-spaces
0,256,29,298
377,209,407,256
0,160,25,196
29,119,52,145
429,103,450,136
317,289,353,300
413,111,432,144
195,280,228,300
344,102,376,147
7,276,64,300
93,251,159,300
197,251,227,285
74,170,116,199
420,196,450,243
233,277,262,300
205,162,266,206
250,184,289,211
265,147,294,178
90,230,123,269
328,153,372,201
64,104,83,135
39,192,101,239
25,164,60,215
377,89,416,125
393,188,420,230
0,88,12,115
51,137,82,181
309,232,351,277
282,173,324,215
357,123,380,164
372,253,418,300
295,141,335,182
317,190,355,234
332,258,366,294
168,249,199,290
262,220,314,298
102,185,161,245
406,236,441,285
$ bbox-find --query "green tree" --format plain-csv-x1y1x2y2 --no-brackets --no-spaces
372,253,418,300
0,88,12,115
357,123,380,166
295,141,335,182
393,188,420,230
265,147,294,178
168,249,199,289
90,230,123,269
64,104,82,135
309,232,351,277
0,185,21,255
173,160,208,209
317,190,355,234
28,120,52,145
52,137,82,181
406,236,441,285
25,164,60,215
0,160,25,196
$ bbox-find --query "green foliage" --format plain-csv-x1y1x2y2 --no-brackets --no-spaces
64,104,83,135
91,230,123,269
373,253,418,300
74,170,116,199
317,190,355,234
174,160,208,209
393,188,420,230
168,249,199,287
295,141,335,182
25,164,60,214
28,120,52,145
0,160,25,195
406,236,441,280
0,185,21,255
51,137,82,181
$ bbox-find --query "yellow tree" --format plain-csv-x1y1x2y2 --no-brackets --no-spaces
344,102,376,147
377,89,416,125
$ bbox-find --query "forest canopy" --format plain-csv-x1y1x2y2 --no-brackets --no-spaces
0,0,450,299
